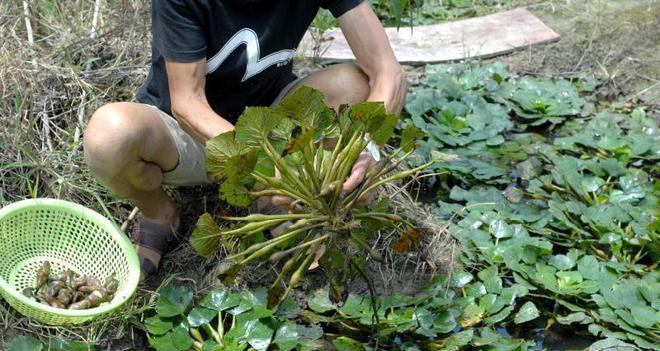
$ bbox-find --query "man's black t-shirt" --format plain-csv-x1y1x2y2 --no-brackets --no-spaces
136,0,362,123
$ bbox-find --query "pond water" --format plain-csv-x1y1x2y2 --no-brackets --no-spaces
505,318,597,351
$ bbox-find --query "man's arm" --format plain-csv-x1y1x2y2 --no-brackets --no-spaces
166,59,234,143
337,1,407,114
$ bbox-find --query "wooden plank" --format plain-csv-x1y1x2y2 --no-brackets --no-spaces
298,8,560,64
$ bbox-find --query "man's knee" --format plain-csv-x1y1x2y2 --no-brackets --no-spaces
332,63,370,104
299,63,370,109
83,102,143,181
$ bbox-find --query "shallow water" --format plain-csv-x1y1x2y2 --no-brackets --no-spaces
505,318,597,351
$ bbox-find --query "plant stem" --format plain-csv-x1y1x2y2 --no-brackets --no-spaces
221,218,292,237
238,223,326,265
225,221,325,261
354,212,415,228
251,171,314,206
217,311,225,344
350,258,381,351
270,250,306,299
270,233,329,261
282,242,321,301
261,139,315,200
326,131,361,188
303,137,321,192
221,213,316,222
203,323,222,345
321,134,345,187
350,233,383,262
358,160,433,199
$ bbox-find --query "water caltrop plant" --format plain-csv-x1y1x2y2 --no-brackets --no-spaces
190,86,450,306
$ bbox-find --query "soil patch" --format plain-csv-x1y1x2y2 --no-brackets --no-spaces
502,0,660,104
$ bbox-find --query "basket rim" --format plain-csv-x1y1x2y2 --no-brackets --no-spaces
0,198,141,319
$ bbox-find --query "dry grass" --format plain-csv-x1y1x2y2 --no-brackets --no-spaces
0,0,150,212
0,1,154,348
504,0,660,104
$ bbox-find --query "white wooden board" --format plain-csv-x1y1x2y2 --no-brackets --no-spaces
299,8,560,64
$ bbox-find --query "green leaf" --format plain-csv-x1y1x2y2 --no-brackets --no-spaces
190,213,222,258
369,113,399,145
201,340,222,351
577,255,601,281
46,338,96,351
433,310,458,333
235,106,284,148
296,324,324,340
285,128,314,154
276,297,301,319
514,301,540,324
145,316,175,335
483,306,515,324
491,220,513,239
587,338,638,351
479,294,497,312
556,271,583,288
246,320,273,351
444,329,475,348
275,86,333,133
556,312,592,325
201,287,241,312
400,124,424,152
220,179,252,207
332,336,366,351
205,131,241,180
187,307,217,328
156,286,193,318
170,325,194,351
307,289,337,313
225,151,258,180
8,335,43,351
450,270,474,288
629,305,656,328
549,254,576,271
477,266,502,294
230,288,268,315
273,321,299,351
150,325,194,351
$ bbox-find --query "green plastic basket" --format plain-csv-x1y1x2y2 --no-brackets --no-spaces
0,198,140,325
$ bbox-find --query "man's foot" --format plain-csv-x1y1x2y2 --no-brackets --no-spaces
133,214,180,281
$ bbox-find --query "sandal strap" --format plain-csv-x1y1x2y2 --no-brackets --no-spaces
139,256,158,277
133,219,174,255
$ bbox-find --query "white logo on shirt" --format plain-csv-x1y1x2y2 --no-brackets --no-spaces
206,28,295,81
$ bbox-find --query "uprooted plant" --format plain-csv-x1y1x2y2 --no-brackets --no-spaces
190,86,453,306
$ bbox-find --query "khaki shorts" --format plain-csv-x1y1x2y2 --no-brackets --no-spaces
150,78,301,186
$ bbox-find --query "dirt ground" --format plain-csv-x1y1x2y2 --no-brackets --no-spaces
504,0,660,104
1,0,658,349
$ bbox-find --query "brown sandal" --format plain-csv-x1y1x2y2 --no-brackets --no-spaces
132,219,179,280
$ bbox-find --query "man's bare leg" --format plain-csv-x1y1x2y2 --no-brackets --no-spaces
290,63,371,110
83,102,180,273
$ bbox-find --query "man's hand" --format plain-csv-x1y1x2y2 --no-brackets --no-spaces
367,68,407,114
342,150,376,205
270,149,376,209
